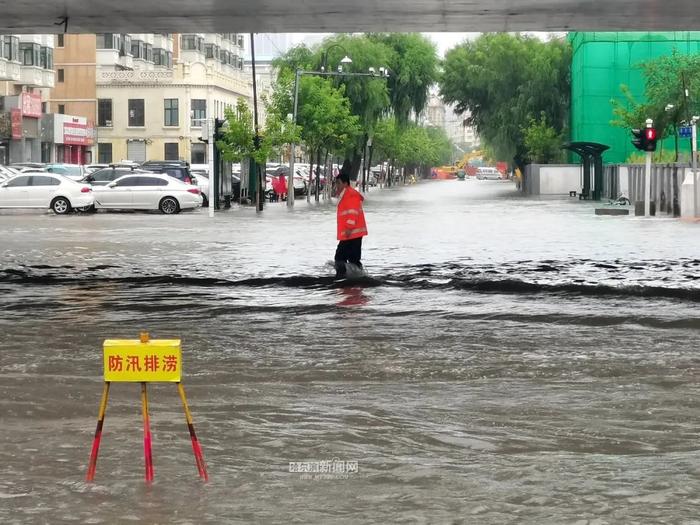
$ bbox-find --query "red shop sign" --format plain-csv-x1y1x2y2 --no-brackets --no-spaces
11,108,23,139
21,93,42,118
63,121,89,146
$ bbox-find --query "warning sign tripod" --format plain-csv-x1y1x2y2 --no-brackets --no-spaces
86,332,208,483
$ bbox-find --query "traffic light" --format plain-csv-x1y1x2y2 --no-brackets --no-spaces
644,127,658,152
631,127,658,152
631,128,646,151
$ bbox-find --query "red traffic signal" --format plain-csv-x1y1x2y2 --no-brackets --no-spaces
631,127,658,152
644,127,658,151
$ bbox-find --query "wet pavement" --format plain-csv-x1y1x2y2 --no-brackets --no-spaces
0,179,699,524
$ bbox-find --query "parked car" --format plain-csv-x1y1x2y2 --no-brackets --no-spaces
0,172,93,214
10,162,44,170
140,162,196,185
0,165,19,181
476,167,502,180
91,173,202,214
191,171,210,206
83,166,147,186
45,163,87,181
85,164,109,173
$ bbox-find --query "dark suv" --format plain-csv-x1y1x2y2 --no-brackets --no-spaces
140,161,195,185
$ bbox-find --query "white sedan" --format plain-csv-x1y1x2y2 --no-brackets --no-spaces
91,173,202,214
0,172,94,214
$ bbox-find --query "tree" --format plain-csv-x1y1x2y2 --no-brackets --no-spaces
611,50,700,162
217,99,299,166
522,113,566,164
297,76,362,189
440,33,571,170
368,33,439,125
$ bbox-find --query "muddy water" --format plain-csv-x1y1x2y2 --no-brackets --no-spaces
0,180,698,523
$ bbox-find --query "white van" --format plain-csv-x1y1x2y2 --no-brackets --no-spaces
476,167,502,180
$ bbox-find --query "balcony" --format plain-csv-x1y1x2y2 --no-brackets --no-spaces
20,65,53,87
120,54,134,70
0,58,21,81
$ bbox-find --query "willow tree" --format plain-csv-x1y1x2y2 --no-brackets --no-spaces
368,33,439,125
440,33,571,170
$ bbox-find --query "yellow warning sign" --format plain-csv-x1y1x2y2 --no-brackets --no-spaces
103,337,182,382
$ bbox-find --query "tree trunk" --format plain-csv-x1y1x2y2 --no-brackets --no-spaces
308,153,315,202
315,148,322,202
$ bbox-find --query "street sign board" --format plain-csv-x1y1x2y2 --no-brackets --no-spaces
679,126,692,138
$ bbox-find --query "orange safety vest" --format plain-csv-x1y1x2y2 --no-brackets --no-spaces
337,187,367,241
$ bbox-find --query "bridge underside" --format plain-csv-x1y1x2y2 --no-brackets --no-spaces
2,0,700,34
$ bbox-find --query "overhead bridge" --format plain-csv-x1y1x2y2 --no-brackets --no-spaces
1,0,700,33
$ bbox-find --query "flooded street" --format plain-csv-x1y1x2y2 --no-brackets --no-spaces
1,179,699,524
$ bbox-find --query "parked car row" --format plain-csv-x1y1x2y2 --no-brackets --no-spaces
0,170,202,215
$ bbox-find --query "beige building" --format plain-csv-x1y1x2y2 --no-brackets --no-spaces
95,33,250,164
50,33,251,165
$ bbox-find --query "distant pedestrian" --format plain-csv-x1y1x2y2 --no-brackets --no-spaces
334,168,367,279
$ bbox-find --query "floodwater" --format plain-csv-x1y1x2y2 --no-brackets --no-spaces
0,179,699,524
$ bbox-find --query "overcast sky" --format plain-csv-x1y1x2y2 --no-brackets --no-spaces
285,32,561,57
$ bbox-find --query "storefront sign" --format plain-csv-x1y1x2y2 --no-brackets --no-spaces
11,109,23,139
21,93,42,118
63,119,90,146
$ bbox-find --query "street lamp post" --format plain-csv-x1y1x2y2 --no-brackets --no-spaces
692,115,699,218
286,60,389,207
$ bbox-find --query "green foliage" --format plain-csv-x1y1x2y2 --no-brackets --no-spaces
522,114,566,163
374,118,452,168
217,99,300,166
625,150,678,164
439,33,571,167
297,76,361,155
611,50,700,160
368,33,439,125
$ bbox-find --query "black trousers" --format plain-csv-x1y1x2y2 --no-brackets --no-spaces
334,237,363,278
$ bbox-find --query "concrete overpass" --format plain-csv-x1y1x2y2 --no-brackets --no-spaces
1,0,700,34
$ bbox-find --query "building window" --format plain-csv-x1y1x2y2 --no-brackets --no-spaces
58,104,65,114
98,143,113,164
120,34,132,57
57,34,64,48
4,36,19,62
191,99,206,127
57,68,64,82
40,47,53,69
182,35,203,52
164,99,178,127
144,43,153,63
98,99,113,127
205,44,220,60
164,143,179,160
97,33,121,50
128,99,144,127
131,40,143,59
191,143,206,164
19,43,40,66
153,48,167,66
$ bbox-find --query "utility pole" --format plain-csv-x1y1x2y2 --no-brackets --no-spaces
693,116,699,218
644,118,653,217
288,69,300,208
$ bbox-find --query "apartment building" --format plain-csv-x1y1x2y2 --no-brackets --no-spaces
95,33,250,164
0,34,55,164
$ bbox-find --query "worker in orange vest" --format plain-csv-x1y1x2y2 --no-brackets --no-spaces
334,169,367,279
